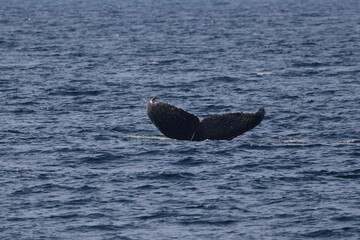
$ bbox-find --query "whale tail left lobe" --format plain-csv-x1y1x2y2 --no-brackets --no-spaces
147,96,200,140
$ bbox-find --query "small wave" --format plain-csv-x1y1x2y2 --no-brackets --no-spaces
301,169,360,180
47,87,104,97
339,139,360,144
81,153,121,164
147,59,187,65
211,76,239,82
173,157,207,166
134,171,196,180
12,108,36,114
260,139,309,144
121,135,170,141
11,183,72,196
335,169,360,180
6,129,26,134
301,228,351,238
180,219,238,226
134,184,160,190
282,139,308,144
256,72,274,76
256,139,326,149
261,139,360,146
47,213,81,220
291,61,325,68
137,210,178,220
331,215,360,222
66,224,124,231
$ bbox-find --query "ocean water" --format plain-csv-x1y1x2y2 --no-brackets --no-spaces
1,0,360,239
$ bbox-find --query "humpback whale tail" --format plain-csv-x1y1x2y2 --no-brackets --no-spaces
147,96,265,141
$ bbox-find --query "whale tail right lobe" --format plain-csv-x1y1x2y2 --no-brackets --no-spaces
191,108,265,141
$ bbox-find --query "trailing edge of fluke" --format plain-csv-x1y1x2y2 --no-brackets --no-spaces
147,96,265,141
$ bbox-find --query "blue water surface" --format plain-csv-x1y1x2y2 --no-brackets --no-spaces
1,0,360,239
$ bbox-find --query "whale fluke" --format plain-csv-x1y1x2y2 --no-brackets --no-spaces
147,96,265,141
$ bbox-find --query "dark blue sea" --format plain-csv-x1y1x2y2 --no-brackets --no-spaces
1,0,360,239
